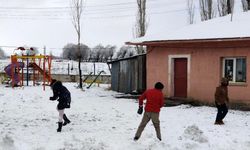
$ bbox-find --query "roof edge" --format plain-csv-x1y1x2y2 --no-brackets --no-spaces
107,53,146,64
126,37,250,46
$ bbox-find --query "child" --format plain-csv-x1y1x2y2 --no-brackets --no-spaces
214,77,229,125
49,79,71,132
134,82,165,141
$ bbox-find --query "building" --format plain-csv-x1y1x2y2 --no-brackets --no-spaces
108,54,146,94
126,12,250,105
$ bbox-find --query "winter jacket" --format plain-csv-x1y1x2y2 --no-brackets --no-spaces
139,89,164,113
214,86,229,105
50,80,71,110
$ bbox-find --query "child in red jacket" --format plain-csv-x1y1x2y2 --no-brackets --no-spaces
134,82,164,141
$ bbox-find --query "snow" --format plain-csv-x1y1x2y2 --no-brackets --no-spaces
130,11,250,43
0,83,250,150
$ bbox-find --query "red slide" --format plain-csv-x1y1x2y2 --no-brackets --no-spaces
29,62,51,81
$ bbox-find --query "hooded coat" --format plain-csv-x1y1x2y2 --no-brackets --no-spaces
214,78,229,105
50,80,71,110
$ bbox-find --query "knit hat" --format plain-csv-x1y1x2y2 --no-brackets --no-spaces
220,77,229,86
50,79,57,86
155,82,164,90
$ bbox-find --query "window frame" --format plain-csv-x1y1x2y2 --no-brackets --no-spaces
222,57,247,83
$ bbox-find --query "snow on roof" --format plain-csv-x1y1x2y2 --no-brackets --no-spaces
129,12,250,44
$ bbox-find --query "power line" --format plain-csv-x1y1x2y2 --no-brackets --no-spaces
0,5,188,17
0,1,184,11
0,5,170,15
85,0,182,8
0,0,187,21
84,9,187,20
0,0,188,20
0,8,188,20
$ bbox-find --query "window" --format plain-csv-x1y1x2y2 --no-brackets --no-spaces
223,57,246,83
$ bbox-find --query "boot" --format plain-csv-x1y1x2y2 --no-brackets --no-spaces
134,136,139,141
63,114,71,126
214,121,220,125
214,120,224,125
219,120,224,125
57,122,63,132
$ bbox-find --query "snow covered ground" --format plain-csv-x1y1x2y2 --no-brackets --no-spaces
0,83,250,150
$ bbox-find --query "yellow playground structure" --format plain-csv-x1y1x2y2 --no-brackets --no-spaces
4,47,52,90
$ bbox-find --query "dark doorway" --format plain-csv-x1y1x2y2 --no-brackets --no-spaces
174,58,187,97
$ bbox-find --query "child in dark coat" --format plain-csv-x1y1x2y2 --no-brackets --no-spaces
50,79,71,132
214,77,229,125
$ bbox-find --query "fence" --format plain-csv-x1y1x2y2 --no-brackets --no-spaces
0,72,111,84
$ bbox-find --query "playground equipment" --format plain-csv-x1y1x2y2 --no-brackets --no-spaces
4,47,52,90
83,72,93,83
4,62,24,86
86,70,104,89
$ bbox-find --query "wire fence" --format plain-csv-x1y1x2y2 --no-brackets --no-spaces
0,59,110,75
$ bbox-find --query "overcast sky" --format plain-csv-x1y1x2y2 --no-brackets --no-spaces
0,0,191,56
5,0,242,56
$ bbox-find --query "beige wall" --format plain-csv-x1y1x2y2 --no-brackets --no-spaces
147,46,250,104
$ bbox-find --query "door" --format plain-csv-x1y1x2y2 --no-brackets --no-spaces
174,58,187,97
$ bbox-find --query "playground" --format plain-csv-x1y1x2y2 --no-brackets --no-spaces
0,47,110,89
2,47,52,89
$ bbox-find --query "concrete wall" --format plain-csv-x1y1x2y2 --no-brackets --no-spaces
52,74,111,84
147,45,250,104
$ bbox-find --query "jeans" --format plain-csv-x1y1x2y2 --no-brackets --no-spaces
215,103,228,122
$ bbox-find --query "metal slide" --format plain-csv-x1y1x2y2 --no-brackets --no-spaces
29,62,51,81
83,72,93,83
86,70,104,89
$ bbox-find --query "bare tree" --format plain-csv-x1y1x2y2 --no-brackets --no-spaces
92,44,105,62
62,43,90,60
79,44,90,60
116,46,136,59
230,0,235,21
0,47,6,59
88,44,115,62
241,0,250,11
199,0,216,21
187,0,195,24
227,0,232,14
217,0,234,16
248,0,250,10
217,0,227,16
105,45,116,61
134,0,148,54
71,0,84,88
